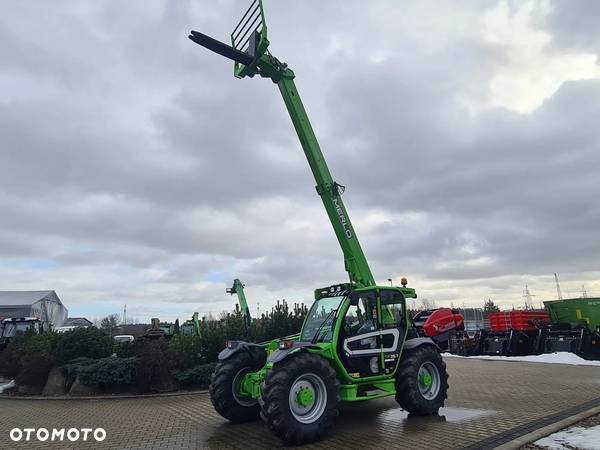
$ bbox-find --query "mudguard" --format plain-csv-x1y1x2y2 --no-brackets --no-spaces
268,341,320,364
404,337,441,352
217,340,264,361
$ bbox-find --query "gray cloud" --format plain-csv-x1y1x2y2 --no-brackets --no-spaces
542,0,600,55
1,1,599,321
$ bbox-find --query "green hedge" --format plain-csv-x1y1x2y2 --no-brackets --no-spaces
169,334,205,368
173,363,217,389
62,357,137,388
15,354,55,389
0,327,113,385
135,339,180,392
53,327,113,363
0,299,307,394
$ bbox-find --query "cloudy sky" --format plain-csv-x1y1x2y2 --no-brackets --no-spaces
1,0,599,322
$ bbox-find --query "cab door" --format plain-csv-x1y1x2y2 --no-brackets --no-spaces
338,290,380,378
338,289,405,378
378,290,407,374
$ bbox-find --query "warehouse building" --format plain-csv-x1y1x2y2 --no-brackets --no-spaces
0,290,68,327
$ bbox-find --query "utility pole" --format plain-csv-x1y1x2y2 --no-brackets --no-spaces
582,285,588,298
123,304,127,325
554,273,563,300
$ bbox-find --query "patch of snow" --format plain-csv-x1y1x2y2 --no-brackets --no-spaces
535,425,600,450
442,352,600,367
0,379,16,393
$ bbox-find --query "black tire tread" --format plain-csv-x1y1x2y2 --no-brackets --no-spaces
395,345,449,415
260,353,340,444
209,351,262,423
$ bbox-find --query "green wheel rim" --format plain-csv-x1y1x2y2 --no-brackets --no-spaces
417,362,440,400
232,367,256,407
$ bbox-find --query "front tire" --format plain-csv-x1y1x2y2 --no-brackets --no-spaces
260,353,340,444
209,351,263,423
395,345,448,415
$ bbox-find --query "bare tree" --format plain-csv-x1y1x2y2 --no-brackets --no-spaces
99,314,121,335
421,298,436,309
414,298,437,311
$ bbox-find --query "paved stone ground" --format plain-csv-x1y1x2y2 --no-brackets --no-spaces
1,357,599,450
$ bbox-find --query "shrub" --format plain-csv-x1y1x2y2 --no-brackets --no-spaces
173,362,217,389
0,330,59,378
21,331,59,356
54,327,113,364
113,340,138,358
15,354,54,389
61,357,99,381
62,357,137,389
169,334,204,368
135,339,180,392
1,330,58,386
1,298,309,394
0,342,24,378
80,357,136,388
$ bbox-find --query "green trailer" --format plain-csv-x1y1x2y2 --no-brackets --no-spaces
544,298,600,331
541,298,600,360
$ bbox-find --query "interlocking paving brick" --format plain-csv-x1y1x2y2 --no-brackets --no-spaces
1,357,599,449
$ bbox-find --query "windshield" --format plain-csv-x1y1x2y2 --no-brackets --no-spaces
2,321,39,338
300,296,345,343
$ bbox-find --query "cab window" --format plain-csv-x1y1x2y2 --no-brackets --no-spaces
380,290,405,329
343,292,377,337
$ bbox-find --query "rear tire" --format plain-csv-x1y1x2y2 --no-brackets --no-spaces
209,351,263,423
395,345,448,415
260,353,340,444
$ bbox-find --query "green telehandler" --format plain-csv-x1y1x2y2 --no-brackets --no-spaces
227,278,252,327
180,280,250,337
189,1,448,444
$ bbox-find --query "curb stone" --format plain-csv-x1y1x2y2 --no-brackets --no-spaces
492,405,600,450
0,389,208,401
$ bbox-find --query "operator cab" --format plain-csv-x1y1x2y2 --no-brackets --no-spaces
0,317,44,349
1,317,43,338
300,285,407,380
340,289,406,379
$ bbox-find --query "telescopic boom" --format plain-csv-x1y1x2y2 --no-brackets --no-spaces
189,1,375,288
